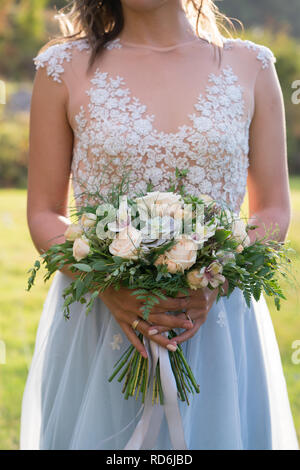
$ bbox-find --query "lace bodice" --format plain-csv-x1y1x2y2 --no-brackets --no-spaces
33,36,276,213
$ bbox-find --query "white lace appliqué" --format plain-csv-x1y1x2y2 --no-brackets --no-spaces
110,333,123,350
33,38,121,83
33,37,275,214
216,310,226,328
33,39,90,83
71,62,250,212
223,38,276,69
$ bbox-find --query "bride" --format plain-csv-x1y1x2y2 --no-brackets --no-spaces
20,0,299,450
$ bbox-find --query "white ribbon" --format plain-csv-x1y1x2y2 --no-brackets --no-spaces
124,336,187,450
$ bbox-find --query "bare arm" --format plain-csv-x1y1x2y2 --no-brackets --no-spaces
27,66,77,280
247,61,291,243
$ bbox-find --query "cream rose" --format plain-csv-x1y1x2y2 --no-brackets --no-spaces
154,254,181,274
64,224,84,241
73,237,90,261
81,212,97,228
187,268,209,289
109,225,142,260
165,236,198,272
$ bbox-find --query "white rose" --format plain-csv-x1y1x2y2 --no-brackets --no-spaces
81,212,97,228
231,219,250,246
109,225,142,260
73,237,90,261
141,215,181,241
64,224,84,241
136,191,183,220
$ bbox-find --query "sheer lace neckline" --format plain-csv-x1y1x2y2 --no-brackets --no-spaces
117,36,209,52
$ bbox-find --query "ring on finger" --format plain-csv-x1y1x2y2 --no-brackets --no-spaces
131,319,141,330
184,312,193,323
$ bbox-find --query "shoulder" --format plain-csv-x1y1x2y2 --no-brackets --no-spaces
33,38,91,83
222,37,276,70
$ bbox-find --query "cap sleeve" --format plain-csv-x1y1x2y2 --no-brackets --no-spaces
223,38,276,70
251,42,276,69
33,39,90,83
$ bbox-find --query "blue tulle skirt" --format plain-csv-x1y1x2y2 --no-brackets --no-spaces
20,271,299,450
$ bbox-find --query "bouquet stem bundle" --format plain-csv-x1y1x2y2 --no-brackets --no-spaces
108,331,200,405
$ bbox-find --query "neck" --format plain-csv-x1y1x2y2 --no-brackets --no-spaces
119,1,196,47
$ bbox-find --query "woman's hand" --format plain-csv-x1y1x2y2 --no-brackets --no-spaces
148,280,229,344
99,286,194,358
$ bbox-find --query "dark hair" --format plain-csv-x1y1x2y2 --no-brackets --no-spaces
42,0,237,69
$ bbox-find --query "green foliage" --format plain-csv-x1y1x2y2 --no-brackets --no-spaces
0,0,50,79
0,117,29,188
221,0,300,38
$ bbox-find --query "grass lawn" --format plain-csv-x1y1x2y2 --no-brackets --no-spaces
0,181,299,450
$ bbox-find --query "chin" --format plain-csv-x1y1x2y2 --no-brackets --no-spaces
121,0,171,12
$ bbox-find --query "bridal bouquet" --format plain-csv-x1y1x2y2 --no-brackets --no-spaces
26,172,293,405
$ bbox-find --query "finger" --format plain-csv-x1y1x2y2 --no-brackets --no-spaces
147,325,170,335
136,319,178,351
122,323,148,358
147,311,196,335
185,308,209,322
151,297,187,312
173,319,203,344
147,312,194,330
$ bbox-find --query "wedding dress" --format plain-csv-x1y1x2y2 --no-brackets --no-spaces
20,34,299,450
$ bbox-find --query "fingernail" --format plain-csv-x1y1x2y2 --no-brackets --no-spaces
141,351,148,359
149,329,159,336
167,343,177,352
183,321,193,329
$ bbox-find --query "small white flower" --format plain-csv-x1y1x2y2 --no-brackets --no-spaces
105,97,119,109
127,132,140,146
226,85,242,102
193,116,212,132
90,88,109,105
134,119,153,136
217,310,226,328
110,333,123,350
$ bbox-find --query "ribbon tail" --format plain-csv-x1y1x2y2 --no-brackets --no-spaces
124,337,187,450
159,345,187,450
